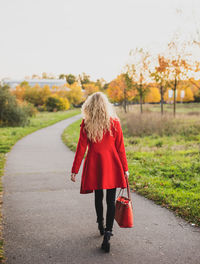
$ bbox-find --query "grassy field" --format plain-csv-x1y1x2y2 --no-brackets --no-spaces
62,103,200,226
0,109,81,262
126,102,200,114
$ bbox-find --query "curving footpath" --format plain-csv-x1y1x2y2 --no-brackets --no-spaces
2,114,200,264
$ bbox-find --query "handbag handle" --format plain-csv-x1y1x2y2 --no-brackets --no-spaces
117,176,132,202
125,176,133,209
125,176,131,201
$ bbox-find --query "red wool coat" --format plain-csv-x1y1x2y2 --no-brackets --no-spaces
71,118,128,194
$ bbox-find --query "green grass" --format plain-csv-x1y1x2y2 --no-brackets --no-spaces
62,111,200,226
0,109,81,262
0,154,4,262
125,136,200,226
0,110,80,154
62,119,82,152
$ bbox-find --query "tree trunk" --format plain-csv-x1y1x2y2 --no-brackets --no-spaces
173,78,177,117
123,100,127,113
124,88,127,113
140,94,143,113
139,84,143,114
160,85,164,115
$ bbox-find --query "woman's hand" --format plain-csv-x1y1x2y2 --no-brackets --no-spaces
124,171,129,178
71,173,77,182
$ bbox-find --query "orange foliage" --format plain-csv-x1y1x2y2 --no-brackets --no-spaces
107,74,136,102
183,87,194,102
84,83,99,97
66,82,84,105
12,83,51,106
144,86,161,103
189,78,200,97
12,85,26,101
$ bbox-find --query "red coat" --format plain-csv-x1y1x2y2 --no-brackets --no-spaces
71,118,128,194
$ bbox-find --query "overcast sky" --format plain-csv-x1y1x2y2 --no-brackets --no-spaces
0,0,199,82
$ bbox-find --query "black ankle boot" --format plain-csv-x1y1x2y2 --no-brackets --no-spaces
98,221,105,236
101,230,113,253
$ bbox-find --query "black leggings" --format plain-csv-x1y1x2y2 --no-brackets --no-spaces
94,188,116,232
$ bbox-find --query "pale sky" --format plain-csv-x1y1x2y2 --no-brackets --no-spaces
0,0,200,82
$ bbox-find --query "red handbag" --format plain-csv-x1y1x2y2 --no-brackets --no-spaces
115,176,134,228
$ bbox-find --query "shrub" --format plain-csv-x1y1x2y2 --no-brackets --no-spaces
194,91,200,102
45,96,70,112
45,97,60,112
58,97,70,110
2,103,30,126
23,84,51,107
37,105,46,112
0,85,32,126
66,82,84,105
23,102,38,117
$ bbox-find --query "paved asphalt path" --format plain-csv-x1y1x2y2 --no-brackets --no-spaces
2,114,200,264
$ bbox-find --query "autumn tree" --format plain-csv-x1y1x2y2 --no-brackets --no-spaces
12,81,30,102
95,78,106,91
59,74,65,80
66,82,84,105
45,95,70,112
107,74,136,112
79,73,91,88
107,76,124,102
144,85,161,103
103,82,109,91
51,85,59,93
151,55,169,114
66,74,76,85
42,72,48,79
23,84,51,107
84,83,99,97
12,84,26,102
127,48,151,113
187,37,200,101
183,87,194,102
167,40,192,116
54,84,68,98
39,85,51,104
122,72,135,112
41,72,55,79
189,78,200,102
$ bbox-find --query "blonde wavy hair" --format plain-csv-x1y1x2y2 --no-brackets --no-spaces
81,92,119,142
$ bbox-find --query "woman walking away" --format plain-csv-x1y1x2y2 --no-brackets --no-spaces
71,92,129,253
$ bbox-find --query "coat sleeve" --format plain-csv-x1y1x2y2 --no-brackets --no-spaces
71,120,88,174
114,120,128,172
